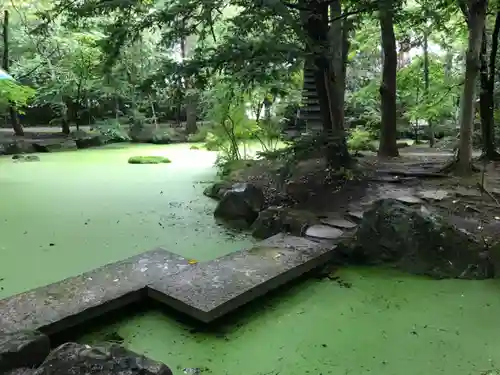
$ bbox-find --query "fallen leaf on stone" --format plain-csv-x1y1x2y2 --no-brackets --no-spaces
188,259,198,264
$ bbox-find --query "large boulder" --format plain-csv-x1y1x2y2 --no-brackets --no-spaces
0,330,50,373
152,129,187,144
349,199,491,279
214,183,265,228
203,181,232,200
129,127,187,144
31,139,77,152
33,342,173,375
251,207,318,239
0,141,36,155
6,369,36,375
488,241,500,278
71,130,105,149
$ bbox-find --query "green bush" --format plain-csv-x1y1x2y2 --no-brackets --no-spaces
93,119,131,142
128,156,171,164
347,127,377,152
187,123,213,142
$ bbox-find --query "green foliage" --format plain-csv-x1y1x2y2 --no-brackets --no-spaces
202,80,247,161
92,118,131,142
128,156,171,164
187,122,212,142
0,80,36,110
347,127,377,152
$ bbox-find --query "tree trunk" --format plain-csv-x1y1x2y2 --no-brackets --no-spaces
181,34,198,134
2,10,24,136
328,0,344,128
185,91,198,134
300,0,350,167
456,0,488,174
479,10,500,159
423,29,435,147
378,0,399,157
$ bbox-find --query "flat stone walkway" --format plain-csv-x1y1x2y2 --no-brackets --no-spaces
0,250,189,334
149,235,334,322
0,234,336,333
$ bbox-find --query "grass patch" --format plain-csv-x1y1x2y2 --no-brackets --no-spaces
128,156,172,164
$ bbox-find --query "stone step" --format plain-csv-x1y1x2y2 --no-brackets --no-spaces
302,98,319,105
0,250,190,334
148,234,336,323
396,195,424,205
320,218,357,230
0,236,336,331
301,106,321,113
304,225,344,240
303,76,316,84
346,211,364,222
302,92,319,100
303,82,317,90
301,114,322,122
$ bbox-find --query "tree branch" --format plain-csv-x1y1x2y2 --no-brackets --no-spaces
329,7,374,22
457,0,469,24
281,0,339,12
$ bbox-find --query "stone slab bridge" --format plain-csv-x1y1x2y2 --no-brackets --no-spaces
0,234,339,336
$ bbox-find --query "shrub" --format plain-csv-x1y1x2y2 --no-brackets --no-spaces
187,122,212,142
128,156,171,164
347,127,377,152
93,119,131,142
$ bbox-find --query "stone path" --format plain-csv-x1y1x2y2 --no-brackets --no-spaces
0,250,190,334
0,234,335,333
149,235,334,322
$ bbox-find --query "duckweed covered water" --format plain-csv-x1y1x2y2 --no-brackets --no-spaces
80,267,500,375
0,144,254,298
1,144,500,375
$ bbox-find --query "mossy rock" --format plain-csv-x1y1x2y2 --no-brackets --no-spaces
127,156,171,164
352,199,490,279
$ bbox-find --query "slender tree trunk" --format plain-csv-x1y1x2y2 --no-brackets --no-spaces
185,92,198,134
181,34,198,134
456,0,488,174
423,29,435,147
60,102,70,135
329,0,344,128
340,17,353,128
479,11,500,159
378,0,399,157
2,10,24,136
299,0,350,167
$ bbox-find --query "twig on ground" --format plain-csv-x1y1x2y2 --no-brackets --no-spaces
476,182,500,207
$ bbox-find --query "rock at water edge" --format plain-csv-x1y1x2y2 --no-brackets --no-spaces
320,218,357,229
0,330,50,373
6,369,36,375
305,225,344,240
396,195,423,205
214,183,264,228
251,207,318,239
203,181,232,200
353,199,491,279
33,342,173,375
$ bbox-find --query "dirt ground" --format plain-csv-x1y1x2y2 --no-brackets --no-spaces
232,145,500,244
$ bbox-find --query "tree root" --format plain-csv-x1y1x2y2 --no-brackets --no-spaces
439,158,480,175
478,150,500,161
476,182,500,207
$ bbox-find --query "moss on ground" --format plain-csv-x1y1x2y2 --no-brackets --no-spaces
128,156,171,164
